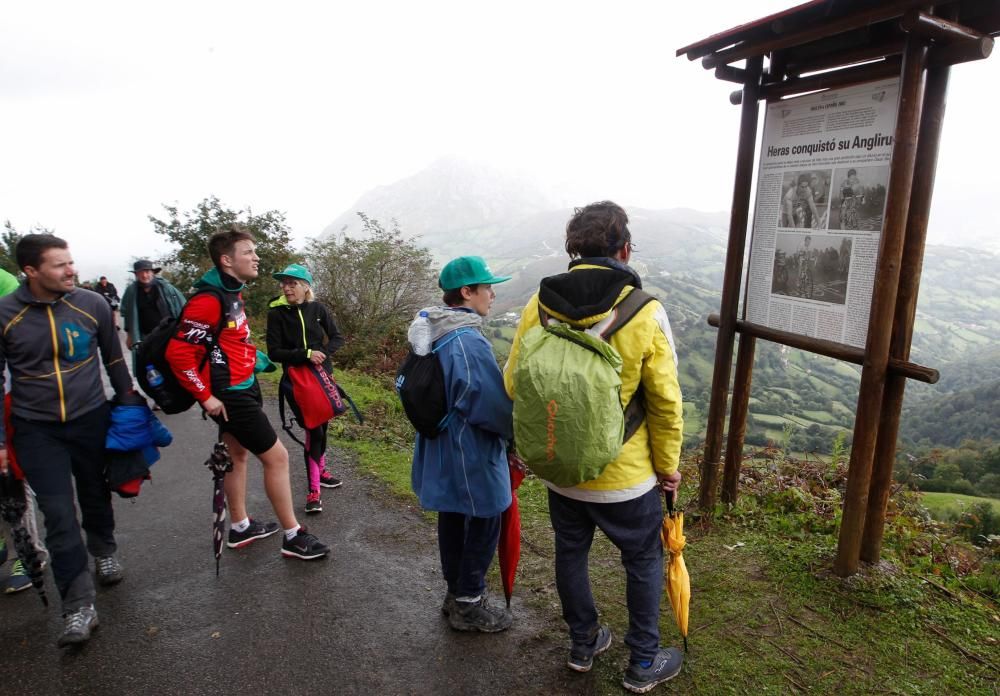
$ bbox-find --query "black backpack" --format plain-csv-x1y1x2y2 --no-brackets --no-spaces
395,328,472,439
135,289,227,414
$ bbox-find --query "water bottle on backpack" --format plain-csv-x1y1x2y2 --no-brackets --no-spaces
408,310,433,356
145,365,164,388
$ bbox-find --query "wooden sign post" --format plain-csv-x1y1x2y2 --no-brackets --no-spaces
677,0,997,576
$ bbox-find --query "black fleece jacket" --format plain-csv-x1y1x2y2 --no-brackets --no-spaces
265,296,345,371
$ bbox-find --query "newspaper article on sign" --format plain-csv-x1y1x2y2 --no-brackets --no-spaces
745,78,899,349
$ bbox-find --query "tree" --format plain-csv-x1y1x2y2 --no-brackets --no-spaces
307,213,438,371
148,197,300,322
2,220,55,275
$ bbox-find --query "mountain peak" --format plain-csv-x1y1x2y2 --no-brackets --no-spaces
321,157,553,239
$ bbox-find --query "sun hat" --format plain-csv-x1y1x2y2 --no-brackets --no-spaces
272,263,314,285
131,259,162,273
438,256,511,291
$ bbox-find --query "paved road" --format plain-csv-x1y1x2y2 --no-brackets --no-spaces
0,400,592,696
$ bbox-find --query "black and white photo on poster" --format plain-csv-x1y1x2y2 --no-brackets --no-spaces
771,232,852,305
829,164,890,231
778,169,832,230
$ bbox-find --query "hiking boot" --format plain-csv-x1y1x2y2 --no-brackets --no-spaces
448,595,512,633
227,518,280,549
5,560,32,594
622,648,683,693
319,472,342,489
281,527,330,560
305,490,323,514
441,592,457,616
58,605,99,647
95,555,124,586
567,625,613,672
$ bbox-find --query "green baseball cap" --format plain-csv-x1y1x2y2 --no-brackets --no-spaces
272,263,314,285
438,256,511,291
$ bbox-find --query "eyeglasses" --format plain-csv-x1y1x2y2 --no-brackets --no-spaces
278,279,300,288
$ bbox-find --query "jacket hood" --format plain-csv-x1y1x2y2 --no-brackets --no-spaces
538,257,643,327
195,267,245,292
412,306,483,344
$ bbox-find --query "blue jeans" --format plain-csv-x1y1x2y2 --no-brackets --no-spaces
13,404,115,613
548,487,664,663
437,512,501,598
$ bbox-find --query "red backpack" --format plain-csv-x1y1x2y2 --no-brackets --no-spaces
278,364,362,443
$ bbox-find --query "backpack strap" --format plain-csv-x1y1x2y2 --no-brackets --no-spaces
277,375,306,447
183,287,230,373
605,288,656,443
601,288,655,340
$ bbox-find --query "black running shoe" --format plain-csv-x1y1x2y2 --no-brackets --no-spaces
319,472,342,489
305,491,323,514
58,605,99,648
227,518,280,549
281,526,330,560
622,648,683,693
568,625,613,672
94,555,124,586
448,595,512,633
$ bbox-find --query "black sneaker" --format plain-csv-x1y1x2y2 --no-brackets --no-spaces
227,518,280,549
58,605,99,647
305,490,322,514
319,472,342,489
95,555,124,586
448,595,512,633
567,625,613,672
281,526,330,560
622,648,683,693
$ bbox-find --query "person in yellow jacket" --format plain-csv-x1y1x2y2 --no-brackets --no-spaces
503,201,685,693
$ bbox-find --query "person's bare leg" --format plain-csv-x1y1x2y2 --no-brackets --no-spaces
222,433,250,523
256,439,298,530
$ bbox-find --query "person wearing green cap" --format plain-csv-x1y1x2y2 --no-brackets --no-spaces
266,263,345,514
409,255,516,633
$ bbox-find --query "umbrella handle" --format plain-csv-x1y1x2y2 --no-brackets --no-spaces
664,489,675,516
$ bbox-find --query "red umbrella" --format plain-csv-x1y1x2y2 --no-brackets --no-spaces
499,452,526,609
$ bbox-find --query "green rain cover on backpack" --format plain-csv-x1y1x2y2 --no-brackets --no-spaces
513,322,626,487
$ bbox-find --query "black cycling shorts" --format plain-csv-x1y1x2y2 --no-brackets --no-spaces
210,381,279,455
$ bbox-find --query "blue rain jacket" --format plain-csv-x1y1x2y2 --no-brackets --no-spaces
106,402,173,466
411,312,513,518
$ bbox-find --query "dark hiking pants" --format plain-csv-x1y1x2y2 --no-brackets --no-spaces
548,487,664,663
13,403,115,613
437,511,501,599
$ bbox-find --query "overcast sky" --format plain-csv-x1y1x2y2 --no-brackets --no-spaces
2,1,997,288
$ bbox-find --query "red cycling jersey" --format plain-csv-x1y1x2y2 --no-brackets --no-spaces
165,288,256,402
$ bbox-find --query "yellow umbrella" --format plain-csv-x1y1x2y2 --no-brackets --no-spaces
660,490,689,651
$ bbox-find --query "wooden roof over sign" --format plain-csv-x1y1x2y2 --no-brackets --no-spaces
677,0,998,87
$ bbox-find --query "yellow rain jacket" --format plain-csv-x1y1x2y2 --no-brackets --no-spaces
504,259,683,492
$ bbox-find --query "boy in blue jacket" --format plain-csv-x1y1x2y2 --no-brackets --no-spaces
410,256,514,633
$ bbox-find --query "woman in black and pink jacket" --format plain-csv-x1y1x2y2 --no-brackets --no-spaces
265,264,344,514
